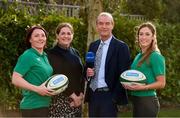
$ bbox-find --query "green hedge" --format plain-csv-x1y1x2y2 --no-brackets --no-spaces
0,3,179,110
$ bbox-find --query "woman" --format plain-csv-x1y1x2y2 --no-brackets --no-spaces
47,23,84,117
12,25,53,117
123,22,166,117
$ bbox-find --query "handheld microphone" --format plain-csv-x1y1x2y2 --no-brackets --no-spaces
85,52,95,81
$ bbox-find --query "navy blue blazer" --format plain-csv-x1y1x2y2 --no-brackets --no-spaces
85,36,131,105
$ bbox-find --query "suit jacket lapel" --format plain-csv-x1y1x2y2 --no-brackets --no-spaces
91,38,115,67
92,40,101,53
105,37,115,65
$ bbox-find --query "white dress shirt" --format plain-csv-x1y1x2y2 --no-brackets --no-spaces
97,36,112,88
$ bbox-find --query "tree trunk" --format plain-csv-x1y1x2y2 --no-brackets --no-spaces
81,1,103,117
85,0,103,47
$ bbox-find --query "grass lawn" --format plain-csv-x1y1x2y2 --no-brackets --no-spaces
118,107,180,117
1,105,180,117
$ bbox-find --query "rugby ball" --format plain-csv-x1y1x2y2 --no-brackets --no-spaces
45,74,69,95
120,70,146,85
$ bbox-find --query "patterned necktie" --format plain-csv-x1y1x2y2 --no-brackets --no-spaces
90,42,105,91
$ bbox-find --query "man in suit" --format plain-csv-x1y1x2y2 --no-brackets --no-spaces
85,12,131,117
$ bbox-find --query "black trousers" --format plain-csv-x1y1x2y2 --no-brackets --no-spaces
21,107,49,117
88,89,117,117
130,96,160,117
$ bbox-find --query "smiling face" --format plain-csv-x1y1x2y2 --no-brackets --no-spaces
96,14,114,41
57,26,73,48
136,22,159,66
30,28,47,53
138,27,154,49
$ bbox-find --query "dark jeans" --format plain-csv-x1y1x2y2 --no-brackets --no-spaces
21,107,49,117
130,96,160,117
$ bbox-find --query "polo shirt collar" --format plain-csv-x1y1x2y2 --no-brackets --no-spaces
30,48,46,56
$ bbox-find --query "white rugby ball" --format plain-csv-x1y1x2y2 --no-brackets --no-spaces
120,70,146,84
45,74,69,95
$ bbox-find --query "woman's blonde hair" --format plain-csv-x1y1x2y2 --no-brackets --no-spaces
135,22,160,66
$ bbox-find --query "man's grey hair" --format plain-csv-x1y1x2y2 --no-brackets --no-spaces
97,12,114,24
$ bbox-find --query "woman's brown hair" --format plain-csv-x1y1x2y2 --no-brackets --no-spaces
25,25,48,48
53,23,74,46
135,22,160,66
55,23,74,35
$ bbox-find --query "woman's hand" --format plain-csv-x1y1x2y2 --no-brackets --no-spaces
122,83,148,91
34,82,54,96
122,75,166,91
12,72,54,96
69,93,84,107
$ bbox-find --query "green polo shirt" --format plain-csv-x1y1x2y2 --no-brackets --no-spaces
129,51,165,96
14,48,53,109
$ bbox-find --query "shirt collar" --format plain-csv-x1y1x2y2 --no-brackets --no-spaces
30,48,46,57
100,35,112,46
